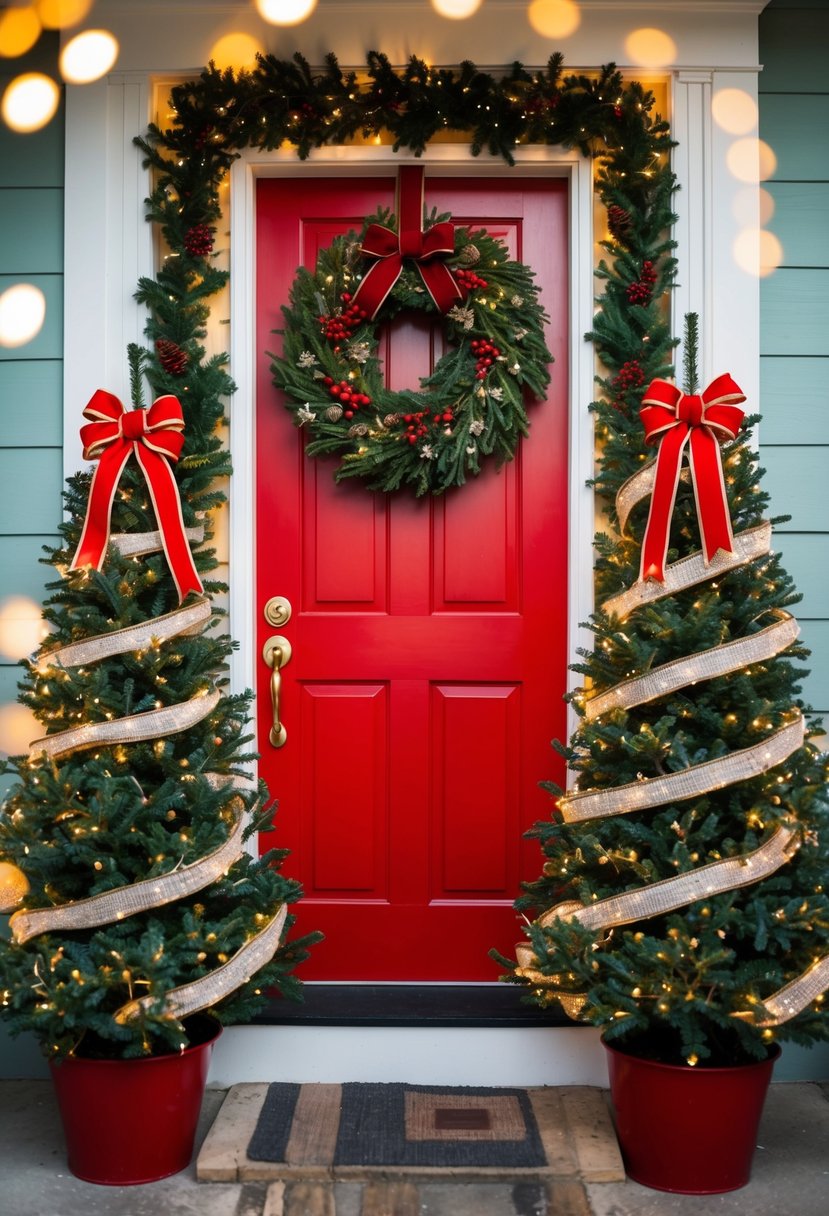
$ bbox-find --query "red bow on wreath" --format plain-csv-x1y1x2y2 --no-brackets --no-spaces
639,373,746,582
69,389,203,603
352,165,463,319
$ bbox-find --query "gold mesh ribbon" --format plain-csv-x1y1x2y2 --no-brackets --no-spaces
603,522,772,621
37,597,211,673
616,461,693,535
10,799,247,944
109,523,204,560
585,611,800,721
560,714,804,823
538,823,800,931
28,687,221,761
756,956,829,1027
114,904,288,1023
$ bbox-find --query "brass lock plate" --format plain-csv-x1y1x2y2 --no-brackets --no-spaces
264,596,292,627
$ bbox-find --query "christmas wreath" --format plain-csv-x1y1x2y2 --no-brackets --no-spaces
270,168,552,495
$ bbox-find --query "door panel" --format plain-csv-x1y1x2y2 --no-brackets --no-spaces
256,174,569,980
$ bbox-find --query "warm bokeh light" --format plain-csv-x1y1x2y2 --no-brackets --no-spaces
1,70,59,132
209,32,265,71
36,0,93,30
0,597,46,660
254,0,317,25
712,87,758,136
726,137,777,183
528,0,581,39
0,703,39,758
431,0,483,17
625,28,678,69
0,4,41,58
732,185,775,228
733,227,783,278
60,29,119,83
0,283,47,347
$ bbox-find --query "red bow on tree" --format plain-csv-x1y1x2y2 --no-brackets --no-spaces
639,373,746,582
352,165,463,319
69,389,203,602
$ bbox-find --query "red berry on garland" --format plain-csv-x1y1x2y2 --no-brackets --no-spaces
183,223,214,257
155,338,189,376
626,260,658,305
610,359,646,408
607,204,632,244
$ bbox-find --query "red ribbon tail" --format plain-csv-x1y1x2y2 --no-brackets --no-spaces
69,441,132,572
688,428,735,564
351,253,402,321
418,261,463,313
640,425,689,582
135,446,203,601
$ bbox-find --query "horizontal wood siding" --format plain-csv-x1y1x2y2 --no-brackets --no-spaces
0,39,63,743
760,1,829,716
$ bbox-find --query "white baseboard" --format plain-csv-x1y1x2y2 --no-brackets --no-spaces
207,1025,608,1088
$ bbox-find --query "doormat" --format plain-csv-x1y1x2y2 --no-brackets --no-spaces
248,1082,547,1168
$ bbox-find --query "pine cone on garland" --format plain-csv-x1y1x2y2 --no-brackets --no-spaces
607,204,632,244
183,224,214,257
155,338,189,376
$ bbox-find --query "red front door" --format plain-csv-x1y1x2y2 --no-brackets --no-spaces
255,173,569,980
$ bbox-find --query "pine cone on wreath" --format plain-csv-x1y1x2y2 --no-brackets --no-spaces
155,338,189,376
183,224,214,257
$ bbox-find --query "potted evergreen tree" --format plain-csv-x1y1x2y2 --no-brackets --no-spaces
496,316,829,1193
0,340,318,1185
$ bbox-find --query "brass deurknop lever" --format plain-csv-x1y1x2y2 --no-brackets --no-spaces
262,635,292,748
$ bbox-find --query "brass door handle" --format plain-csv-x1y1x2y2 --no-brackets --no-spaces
263,635,292,749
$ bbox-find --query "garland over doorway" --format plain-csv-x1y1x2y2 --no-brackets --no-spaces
135,52,679,458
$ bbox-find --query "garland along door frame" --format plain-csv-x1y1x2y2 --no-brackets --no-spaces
254,168,572,981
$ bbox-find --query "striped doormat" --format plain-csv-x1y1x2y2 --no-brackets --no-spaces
196,1082,625,1183
248,1083,547,1169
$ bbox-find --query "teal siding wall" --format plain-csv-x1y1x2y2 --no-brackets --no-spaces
0,39,63,1080
760,0,829,722
0,36,64,691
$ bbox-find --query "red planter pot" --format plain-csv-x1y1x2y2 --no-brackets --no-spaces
49,1017,221,1185
604,1037,780,1194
